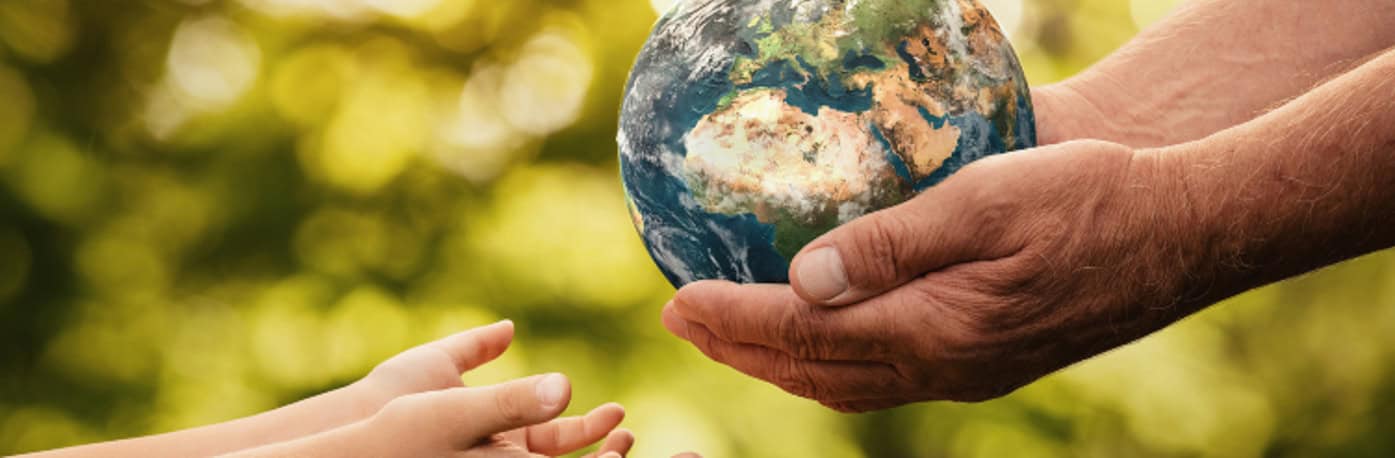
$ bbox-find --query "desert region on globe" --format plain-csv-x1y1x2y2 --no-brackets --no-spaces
620,0,1037,286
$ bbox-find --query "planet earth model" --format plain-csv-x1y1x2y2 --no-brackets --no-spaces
619,0,1036,287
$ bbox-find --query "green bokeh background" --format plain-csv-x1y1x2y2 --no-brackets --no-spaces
2,0,1394,456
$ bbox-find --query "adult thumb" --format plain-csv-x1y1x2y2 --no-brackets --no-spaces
788,187,994,307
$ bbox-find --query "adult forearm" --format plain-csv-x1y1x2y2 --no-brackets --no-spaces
1040,0,1395,147
1167,46,1395,307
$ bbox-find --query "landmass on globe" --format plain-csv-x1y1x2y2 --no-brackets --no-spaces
619,0,1036,287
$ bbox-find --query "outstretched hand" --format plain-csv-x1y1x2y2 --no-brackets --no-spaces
664,139,1200,412
349,320,521,415
660,2,1395,413
358,321,634,457
344,374,633,457
226,321,637,457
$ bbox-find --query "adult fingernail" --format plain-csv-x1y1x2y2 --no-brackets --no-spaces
535,373,568,410
600,453,622,458
796,247,848,301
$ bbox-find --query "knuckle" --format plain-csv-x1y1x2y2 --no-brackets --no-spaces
874,365,910,394
904,280,999,350
775,308,832,359
374,392,431,427
774,310,809,350
367,351,412,381
898,283,976,345
376,397,411,420
493,387,529,424
858,317,901,360
969,190,1018,239
845,213,912,288
896,280,942,310
712,301,740,339
692,327,726,361
954,252,1045,295
1019,214,1070,255
771,360,820,400
892,365,942,401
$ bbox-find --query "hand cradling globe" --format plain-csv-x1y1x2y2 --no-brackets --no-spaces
620,0,1036,287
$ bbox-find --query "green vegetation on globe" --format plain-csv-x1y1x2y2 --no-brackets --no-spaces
619,0,1036,287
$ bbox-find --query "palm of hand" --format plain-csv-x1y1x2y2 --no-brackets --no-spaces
366,350,620,456
352,321,633,456
359,343,472,405
665,140,1193,411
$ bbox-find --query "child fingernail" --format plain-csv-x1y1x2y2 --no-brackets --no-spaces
536,373,568,410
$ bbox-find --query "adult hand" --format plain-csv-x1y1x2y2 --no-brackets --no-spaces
1028,83,1111,146
663,139,1200,412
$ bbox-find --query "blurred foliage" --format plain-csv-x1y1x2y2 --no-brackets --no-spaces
1,0,1394,456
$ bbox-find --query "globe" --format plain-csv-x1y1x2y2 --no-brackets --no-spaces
619,0,1036,287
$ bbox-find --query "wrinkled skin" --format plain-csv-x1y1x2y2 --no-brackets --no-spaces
663,136,1199,411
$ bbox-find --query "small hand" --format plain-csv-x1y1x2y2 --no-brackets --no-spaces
348,320,518,416
362,321,634,456
664,140,1197,412
225,322,638,457
355,374,633,457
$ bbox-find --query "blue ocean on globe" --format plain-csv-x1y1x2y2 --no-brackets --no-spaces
619,0,1037,287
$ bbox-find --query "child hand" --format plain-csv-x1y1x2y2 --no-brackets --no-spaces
353,321,635,456
226,322,636,457
347,320,521,417
27,319,680,458
347,374,633,457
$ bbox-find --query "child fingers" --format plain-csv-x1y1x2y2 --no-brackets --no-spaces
428,320,515,373
444,373,571,441
528,403,627,455
593,428,636,457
